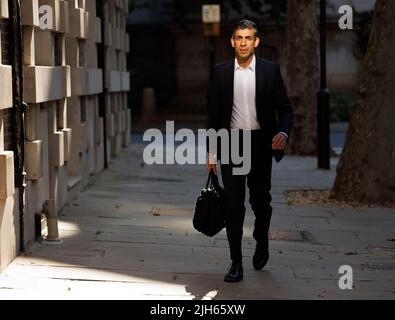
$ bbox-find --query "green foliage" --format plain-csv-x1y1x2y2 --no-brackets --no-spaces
330,93,354,122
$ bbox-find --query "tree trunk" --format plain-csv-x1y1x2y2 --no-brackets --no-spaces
285,0,319,155
330,0,395,204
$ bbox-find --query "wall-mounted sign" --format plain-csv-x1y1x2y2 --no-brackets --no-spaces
202,5,221,37
202,5,221,23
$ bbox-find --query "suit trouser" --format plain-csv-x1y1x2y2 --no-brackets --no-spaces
220,129,273,262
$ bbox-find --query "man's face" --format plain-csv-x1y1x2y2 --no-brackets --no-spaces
231,28,260,61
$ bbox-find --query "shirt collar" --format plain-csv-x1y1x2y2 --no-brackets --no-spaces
235,55,256,71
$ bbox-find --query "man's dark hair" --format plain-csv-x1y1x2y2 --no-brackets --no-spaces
232,19,259,37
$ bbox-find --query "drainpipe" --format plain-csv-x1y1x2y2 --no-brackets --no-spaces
97,0,108,169
8,0,27,252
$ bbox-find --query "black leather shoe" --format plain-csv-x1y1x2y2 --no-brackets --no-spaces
224,261,243,282
253,240,269,270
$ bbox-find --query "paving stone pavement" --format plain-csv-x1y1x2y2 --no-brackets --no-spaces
0,136,394,300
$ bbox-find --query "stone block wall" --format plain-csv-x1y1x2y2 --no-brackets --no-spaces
0,0,130,273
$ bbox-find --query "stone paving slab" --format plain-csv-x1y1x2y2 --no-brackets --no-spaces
0,138,394,299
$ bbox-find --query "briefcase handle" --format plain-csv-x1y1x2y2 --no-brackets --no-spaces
206,169,220,190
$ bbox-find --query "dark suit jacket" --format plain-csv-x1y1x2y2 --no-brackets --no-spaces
206,57,293,162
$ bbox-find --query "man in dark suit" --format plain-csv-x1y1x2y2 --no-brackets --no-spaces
206,20,293,282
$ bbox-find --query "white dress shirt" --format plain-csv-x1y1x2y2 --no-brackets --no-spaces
229,55,288,139
230,55,261,130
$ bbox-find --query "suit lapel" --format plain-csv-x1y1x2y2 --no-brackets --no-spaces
255,57,265,109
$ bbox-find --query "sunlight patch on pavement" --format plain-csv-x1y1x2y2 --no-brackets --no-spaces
200,289,219,300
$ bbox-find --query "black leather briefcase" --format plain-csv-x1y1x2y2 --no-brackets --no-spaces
193,170,226,237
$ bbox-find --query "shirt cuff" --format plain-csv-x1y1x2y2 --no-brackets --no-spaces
279,132,288,138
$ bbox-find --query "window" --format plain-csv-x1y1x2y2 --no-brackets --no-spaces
56,100,63,131
80,97,86,123
0,20,10,65
54,34,63,66
78,40,85,67
2,109,13,151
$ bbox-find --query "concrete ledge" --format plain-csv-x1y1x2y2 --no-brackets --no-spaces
0,0,9,19
107,70,131,93
0,192,19,273
21,0,39,26
34,29,54,66
121,71,130,91
106,70,121,92
50,131,64,167
69,7,88,39
25,140,43,180
62,128,72,162
87,68,103,95
70,67,86,96
0,66,12,110
71,67,103,96
0,151,14,199
23,66,70,103
65,66,71,97
59,0,69,33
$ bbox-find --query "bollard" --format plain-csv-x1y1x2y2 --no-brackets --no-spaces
43,199,62,244
141,87,157,124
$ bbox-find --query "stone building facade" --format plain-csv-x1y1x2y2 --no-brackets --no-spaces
0,0,130,272
128,0,375,114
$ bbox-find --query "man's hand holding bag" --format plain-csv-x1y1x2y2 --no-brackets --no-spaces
193,169,226,237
